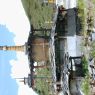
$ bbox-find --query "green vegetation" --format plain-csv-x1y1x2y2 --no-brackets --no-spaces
21,0,54,29
21,0,54,95
81,55,90,95
77,0,89,76
82,56,89,76
77,0,85,9
77,1,91,95
90,41,95,58
92,0,95,3
35,63,53,95
92,0,95,7
77,0,85,36
90,41,95,66
81,75,90,95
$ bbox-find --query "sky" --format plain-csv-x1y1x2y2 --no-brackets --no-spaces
0,0,38,95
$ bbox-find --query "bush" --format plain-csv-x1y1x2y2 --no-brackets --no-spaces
81,56,89,76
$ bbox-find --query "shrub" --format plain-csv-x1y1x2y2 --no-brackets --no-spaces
81,56,89,76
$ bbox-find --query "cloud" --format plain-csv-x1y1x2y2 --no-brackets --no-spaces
10,52,30,78
0,0,38,95
10,52,38,95
0,0,30,44
18,84,38,95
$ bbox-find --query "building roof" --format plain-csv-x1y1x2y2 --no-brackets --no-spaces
55,7,82,36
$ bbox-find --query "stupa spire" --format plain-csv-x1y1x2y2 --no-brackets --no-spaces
0,45,26,52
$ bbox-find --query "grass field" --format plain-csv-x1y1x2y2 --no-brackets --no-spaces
21,0,54,29
21,0,54,95
35,65,53,95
